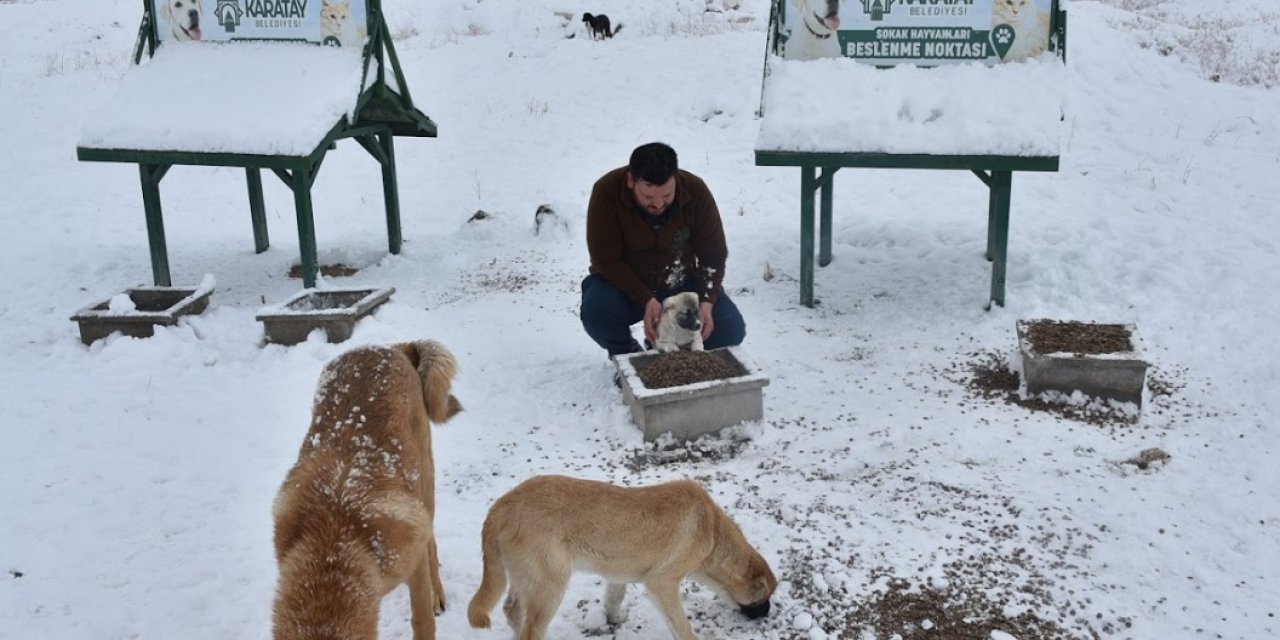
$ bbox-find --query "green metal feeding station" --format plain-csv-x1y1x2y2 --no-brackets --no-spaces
755,0,1068,308
77,0,437,289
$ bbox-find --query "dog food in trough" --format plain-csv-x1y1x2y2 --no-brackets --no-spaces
637,350,747,389
70,283,213,345
614,346,768,441
257,287,394,346
1017,319,1148,406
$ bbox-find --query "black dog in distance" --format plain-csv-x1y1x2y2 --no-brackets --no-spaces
582,12,622,40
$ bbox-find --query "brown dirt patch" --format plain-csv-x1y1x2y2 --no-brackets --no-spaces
954,352,1138,427
287,263,359,279
931,350,1218,435
846,581,1083,640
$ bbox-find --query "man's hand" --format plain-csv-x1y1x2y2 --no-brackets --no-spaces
643,298,662,345
699,301,714,341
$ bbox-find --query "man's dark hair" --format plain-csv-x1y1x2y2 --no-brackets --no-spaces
628,142,678,185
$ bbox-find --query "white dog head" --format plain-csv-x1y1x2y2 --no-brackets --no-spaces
161,0,202,41
796,0,840,36
655,292,704,353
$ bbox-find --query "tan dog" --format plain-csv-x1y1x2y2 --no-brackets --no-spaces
272,340,463,640
467,475,777,640
655,291,703,353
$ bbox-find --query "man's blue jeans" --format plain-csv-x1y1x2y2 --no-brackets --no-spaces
579,273,746,356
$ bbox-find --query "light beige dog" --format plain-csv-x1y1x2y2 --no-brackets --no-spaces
655,291,703,353
159,0,202,41
467,475,777,640
272,340,463,640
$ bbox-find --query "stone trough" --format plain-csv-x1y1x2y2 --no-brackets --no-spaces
70,284,213,345
613,346,769,441
257,287,394,346
1017,320,1149,406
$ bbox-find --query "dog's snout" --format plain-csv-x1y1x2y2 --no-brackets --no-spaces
740,599,770,620
189,9,199,26
677,309,701,332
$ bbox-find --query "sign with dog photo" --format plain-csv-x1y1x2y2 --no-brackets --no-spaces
780,0,1056,65
151,0,369,47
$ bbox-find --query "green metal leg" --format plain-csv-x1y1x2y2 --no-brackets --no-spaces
800,166,817,308
985,179,997,261
818,166,836,267
378,131,402,254
292,167,319,289
139,163,172,286
970,169,997,261
988,170,1012,307
246,168,269,253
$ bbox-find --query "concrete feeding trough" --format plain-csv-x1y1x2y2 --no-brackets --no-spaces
257,287,394,346
613,346,770,441
1017,319,1149,406
70,283,213,345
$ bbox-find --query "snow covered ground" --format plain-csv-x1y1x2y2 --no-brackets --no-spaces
1,1,1278,638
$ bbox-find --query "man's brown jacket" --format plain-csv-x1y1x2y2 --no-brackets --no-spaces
586,167,728,307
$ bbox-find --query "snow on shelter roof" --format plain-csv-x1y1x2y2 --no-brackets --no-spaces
79,42,367,157
755,54,1067,157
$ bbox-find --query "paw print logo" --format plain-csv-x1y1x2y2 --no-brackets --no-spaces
990,24,1016,59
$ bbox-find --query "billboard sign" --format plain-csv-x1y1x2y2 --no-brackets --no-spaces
151,0,369,47
780,0,1055,65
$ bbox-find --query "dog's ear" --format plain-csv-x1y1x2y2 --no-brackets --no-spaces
407,340,461,425
445,395,464,421
749,556,778,600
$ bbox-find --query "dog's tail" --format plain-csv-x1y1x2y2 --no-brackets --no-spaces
610,23,623,37
399,340,464,424
467,511,508,628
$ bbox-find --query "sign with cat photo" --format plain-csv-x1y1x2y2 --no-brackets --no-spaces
151,0,369,48
780,0,1057,65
